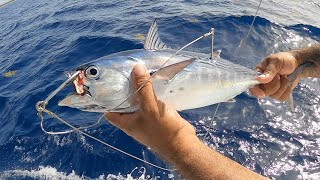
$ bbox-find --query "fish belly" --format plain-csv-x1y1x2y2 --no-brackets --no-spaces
155,60,259,111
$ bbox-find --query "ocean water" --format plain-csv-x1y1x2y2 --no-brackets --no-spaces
0,0,319,179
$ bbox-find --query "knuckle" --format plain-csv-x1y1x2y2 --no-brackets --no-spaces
278,95,288,102
249,86,258,92
270,93,280,100
136,79,152,90
249,89,257,96
279,90,291,101
249,86,264,98
263,77,281,95
135,76,149,86
144,105,158,116
267,54,280,61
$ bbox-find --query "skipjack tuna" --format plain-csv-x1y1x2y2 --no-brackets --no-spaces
59,19,304,113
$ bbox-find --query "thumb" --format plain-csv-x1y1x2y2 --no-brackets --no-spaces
104,113,124,129
131,64,158,112
104,112,134,130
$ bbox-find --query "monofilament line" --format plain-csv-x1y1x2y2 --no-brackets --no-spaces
202,0,263,143
37,1,263,170
36,31,213,172
202,103,220,142
37,108,174,171
235,0,263,60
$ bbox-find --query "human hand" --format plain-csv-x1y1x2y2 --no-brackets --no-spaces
249,52,300,101
104,64,195,162
106,64,267,180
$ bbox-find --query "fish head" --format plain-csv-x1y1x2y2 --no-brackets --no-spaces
59,60,132,112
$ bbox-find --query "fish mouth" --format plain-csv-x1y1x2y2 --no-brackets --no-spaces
65,70,92,97
58,70,92,107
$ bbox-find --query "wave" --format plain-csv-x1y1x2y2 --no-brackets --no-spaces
0,166,160,180
1,0,319,179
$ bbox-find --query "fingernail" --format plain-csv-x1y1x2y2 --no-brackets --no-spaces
258,74,267,78
133,64,147,76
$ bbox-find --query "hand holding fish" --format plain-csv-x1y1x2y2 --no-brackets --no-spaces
104,64,196,161
105,64,266,180
249,52,299,101
250,44,320,101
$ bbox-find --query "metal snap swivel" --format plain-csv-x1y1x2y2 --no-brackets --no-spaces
36,101,45,112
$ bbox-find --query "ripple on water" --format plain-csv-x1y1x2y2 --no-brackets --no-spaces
0,0,320,179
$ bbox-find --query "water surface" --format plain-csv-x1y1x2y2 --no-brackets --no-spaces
0,0,319,179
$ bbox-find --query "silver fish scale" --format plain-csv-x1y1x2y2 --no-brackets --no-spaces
153,57,259,111
59,19,308,113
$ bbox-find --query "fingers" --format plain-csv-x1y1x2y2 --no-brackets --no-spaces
256,56,282,84
259,74,281,96
131,64,158,113
269,75,289,100
252,52,301,101
278,86,292,102
249,86,265,98
255,75,292,101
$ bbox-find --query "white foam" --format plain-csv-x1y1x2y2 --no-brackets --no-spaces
0,166,84,180
0,166,160,180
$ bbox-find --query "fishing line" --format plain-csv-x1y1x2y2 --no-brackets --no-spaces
36,71,104,135
202,103,220,142
109,31,214,111
39,111,104,135
235,0,263,60
202,0,263,142
37,108,173,171
36,30,214,172
36,72,173,170
37,0,263,172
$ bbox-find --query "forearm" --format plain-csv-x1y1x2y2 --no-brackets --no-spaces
291,44,320,77
165,133,266,180
291,44,320,64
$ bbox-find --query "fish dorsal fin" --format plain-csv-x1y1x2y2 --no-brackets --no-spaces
211,50,221,59
152,59,195,81
144,19,167,50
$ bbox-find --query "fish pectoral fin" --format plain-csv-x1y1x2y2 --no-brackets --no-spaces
144,19,168,50
153,59,195,81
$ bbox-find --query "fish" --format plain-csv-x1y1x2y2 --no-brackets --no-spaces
58,19,260,113
58,19,304,113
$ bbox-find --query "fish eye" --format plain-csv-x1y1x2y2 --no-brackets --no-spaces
85,65,100,79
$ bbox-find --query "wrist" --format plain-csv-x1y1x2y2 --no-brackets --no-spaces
164,127,200,166
288,50,302,67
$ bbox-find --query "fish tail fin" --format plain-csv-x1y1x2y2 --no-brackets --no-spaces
285,92,295,112
285,62,314,112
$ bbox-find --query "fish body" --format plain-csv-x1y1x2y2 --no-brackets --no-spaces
59,20,259,112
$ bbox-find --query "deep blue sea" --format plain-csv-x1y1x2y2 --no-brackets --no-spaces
0,0,319,179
